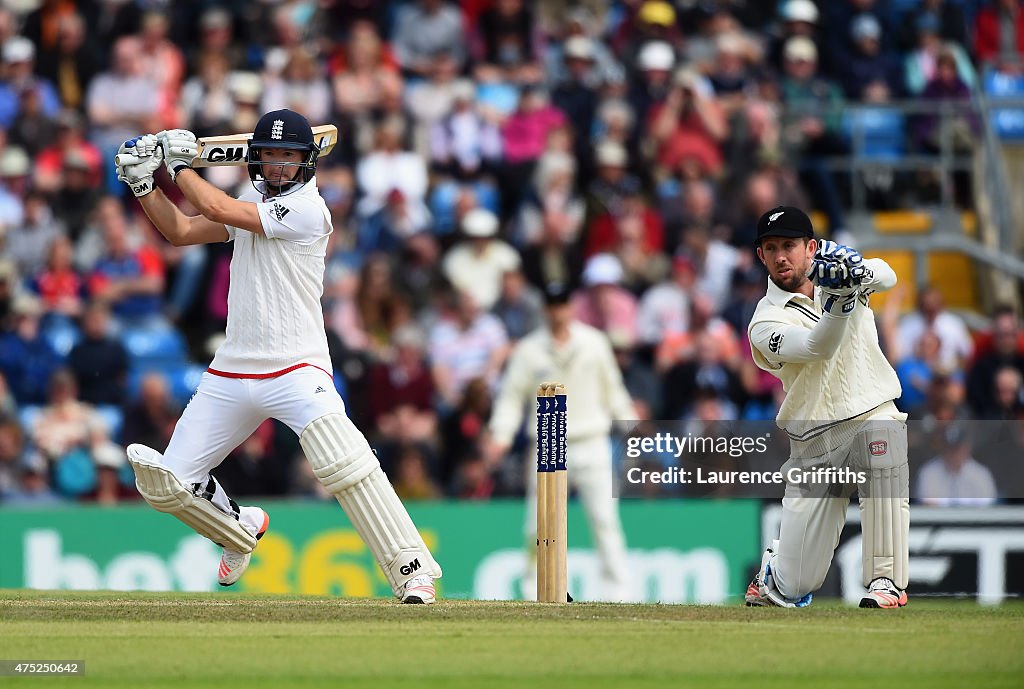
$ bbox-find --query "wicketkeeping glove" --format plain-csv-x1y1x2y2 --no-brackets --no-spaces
815,239,867,283
116,135,163,198
158,129,198,182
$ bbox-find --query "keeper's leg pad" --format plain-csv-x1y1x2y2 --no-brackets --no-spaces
127,444,257,554
854,421,910,590
300,414,442,595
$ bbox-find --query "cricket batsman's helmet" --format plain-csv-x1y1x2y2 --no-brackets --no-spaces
247,109,320,190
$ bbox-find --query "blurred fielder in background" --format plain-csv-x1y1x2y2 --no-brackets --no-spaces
745,206,909,609
113,109,441,603
487,282,635,602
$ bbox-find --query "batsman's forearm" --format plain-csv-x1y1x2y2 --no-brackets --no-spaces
138,189,192,246
174,169,236,223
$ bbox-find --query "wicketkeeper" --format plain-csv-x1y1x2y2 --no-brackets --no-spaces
113,110,441,603
745,206,909,609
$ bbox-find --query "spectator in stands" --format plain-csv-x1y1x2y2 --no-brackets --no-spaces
0,294,63,405
0,36,60,130
5,190,62,278
498,86,567,206
440,376,493,488
137,10,185,131
87,214,166,331
428,289,509,408
894,330,948,413
766,0,824,76
721,262,767,336
916,423,997,506
571,253,638,348
475,0,540,84
121,372,179,455
545,20,624,92
392,443,442,500
33,109,102,195
513,150,584,248
67,301,128,407
897,286,974,373
179,52,236,139
678,225,742,315
588,185,667,292
974,0,1024,66
34,12,97,112
30,235,84,320
648,65,728,182
584,140,641,222
900,1,968,52
841,14,904,101
905,13,976,97
261,46,331,125
86,36,162,191
823,0,897,71
637,253,695,347
442,208,521,311
968,306,1024,414
778,36,848,239
626,41,676,144
0,415,43,497
390,0,466,78
32,368,123,500
356,116,429,221
428,79,503,180
656,292,741,373
985,366,1024,420
366,324,436,434
492,269,544,341
2,452,61,505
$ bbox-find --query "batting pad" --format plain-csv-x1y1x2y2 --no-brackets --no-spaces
300,414,442,595
855,424,910,590
127,444,258,554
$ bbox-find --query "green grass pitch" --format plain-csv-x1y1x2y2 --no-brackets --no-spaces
1,591,1021,689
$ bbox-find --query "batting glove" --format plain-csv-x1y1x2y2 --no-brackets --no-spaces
116,135,163,198
158,129,198,182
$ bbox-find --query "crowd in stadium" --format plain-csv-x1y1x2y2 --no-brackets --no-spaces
0,0,1021,506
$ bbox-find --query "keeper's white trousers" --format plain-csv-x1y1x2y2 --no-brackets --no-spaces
521,434,631,602
773,407,910,599
161,367,345,532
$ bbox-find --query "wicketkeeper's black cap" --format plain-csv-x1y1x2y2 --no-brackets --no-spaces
755,205,814,245
542,282,573,305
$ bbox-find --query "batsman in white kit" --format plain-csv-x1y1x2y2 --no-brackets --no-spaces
745,206,909,609
114,109,441,603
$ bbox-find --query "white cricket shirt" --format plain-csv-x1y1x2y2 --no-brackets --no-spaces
209,176,334,377
748,259,903,454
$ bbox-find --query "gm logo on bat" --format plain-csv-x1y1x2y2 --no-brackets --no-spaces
205,147,245,162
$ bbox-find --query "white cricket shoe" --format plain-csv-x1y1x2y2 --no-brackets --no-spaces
750,540,813,608
218,508,269,587
859,577,908,609
401,574,437,604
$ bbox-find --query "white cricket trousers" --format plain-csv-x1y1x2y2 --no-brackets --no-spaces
161,367,346,533
773,406,909,599
521,433,631,602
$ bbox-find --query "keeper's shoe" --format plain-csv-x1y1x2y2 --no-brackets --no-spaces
859,577,908,609
218,509,270,587
752,541,812,608
402,574,437,604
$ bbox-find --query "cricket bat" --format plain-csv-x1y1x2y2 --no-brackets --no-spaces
114,125,338,168
192,124,338,167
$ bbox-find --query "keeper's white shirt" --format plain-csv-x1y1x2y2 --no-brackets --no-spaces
489,321,635,446
209,177,333,377
748,258,903,452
